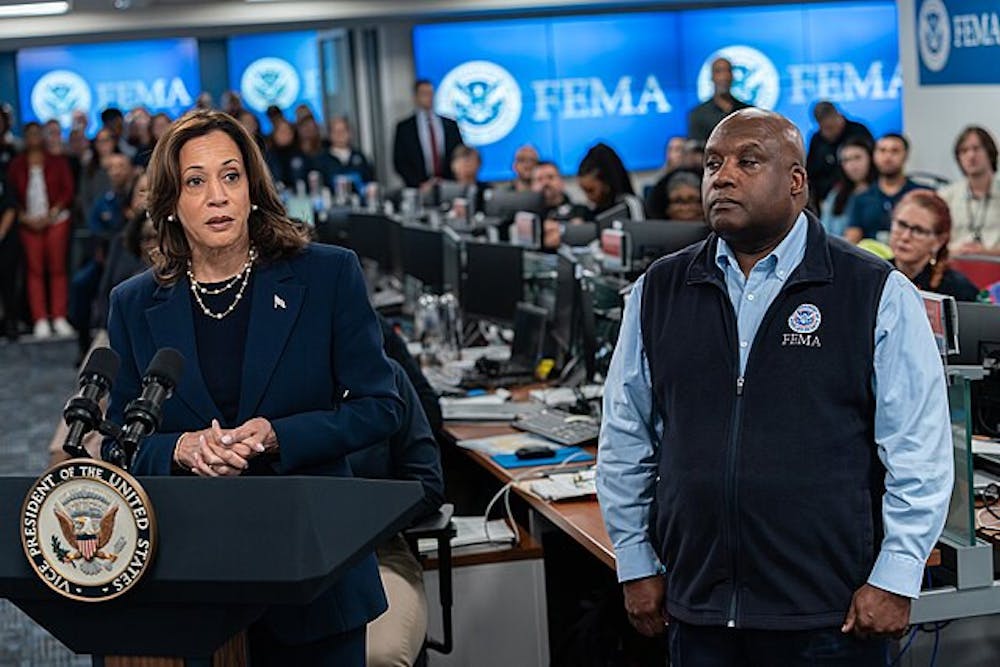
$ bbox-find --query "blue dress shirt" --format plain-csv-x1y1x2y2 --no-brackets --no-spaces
597,213,954,599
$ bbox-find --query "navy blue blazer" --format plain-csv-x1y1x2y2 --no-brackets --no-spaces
105,242,405,643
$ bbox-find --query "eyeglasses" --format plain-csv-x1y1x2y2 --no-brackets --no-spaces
891,218,936,239
668,196,701,206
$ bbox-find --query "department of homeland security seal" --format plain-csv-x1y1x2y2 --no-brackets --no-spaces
788,303,822,334
20,459,156,602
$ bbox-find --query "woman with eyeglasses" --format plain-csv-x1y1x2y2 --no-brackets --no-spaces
888,190,980,301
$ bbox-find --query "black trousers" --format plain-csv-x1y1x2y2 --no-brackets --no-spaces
0,228,20,335
248,624,366,667
668,621,887,667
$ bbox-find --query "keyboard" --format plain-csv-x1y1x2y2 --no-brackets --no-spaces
512,408,600,447
442,402,543,422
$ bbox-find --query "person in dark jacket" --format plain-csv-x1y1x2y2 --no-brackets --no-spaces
805,101,874,210
392,79,463,188
348,358,444,666
104,110,403,665
889,189,981,302
597,109,952,665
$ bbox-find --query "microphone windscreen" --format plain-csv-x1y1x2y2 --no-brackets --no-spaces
146,348,185,388
82,347,121,384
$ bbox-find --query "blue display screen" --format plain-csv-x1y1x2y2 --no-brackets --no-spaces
227,30,323,134
916,0,1000,85
17,38,201,136
413,1,900,181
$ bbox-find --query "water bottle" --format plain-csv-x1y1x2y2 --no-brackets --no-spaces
414,293,443,364
439,291,462,362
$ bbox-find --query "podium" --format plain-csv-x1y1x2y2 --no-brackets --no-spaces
0,475,424,664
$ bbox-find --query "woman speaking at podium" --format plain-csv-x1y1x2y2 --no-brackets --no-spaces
104,109,404,665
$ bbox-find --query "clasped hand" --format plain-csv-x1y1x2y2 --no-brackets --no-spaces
174,418,278,477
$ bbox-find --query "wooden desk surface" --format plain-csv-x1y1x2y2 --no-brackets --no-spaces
443,421,616,570
443,419,944,571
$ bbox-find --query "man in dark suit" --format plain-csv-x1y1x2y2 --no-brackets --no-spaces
392,79,464,188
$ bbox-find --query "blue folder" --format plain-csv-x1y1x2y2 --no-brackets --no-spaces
491,446,595,469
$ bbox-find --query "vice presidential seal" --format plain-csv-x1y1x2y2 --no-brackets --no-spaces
20,459,156,602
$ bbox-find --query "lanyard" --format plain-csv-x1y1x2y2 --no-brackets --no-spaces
966,185,992,244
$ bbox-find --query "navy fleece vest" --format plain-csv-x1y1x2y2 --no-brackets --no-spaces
639,217,892,630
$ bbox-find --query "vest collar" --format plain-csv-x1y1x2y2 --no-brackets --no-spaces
686,210,833,289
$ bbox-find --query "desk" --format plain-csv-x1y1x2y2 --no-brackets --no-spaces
443,420,614,570
443,420,945,572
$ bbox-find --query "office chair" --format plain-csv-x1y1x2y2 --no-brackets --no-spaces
404,503,457,664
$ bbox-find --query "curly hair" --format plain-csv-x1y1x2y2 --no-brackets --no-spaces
146,109,308,285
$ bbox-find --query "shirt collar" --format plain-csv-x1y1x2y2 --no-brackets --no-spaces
714,211,808,282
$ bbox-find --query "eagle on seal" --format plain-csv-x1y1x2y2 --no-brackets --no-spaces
54,504,118,562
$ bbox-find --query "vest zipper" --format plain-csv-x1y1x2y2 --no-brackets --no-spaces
725,375,745,628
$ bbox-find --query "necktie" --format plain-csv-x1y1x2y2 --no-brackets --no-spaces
427,114,441,178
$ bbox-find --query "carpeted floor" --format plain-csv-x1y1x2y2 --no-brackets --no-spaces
0,337,89,666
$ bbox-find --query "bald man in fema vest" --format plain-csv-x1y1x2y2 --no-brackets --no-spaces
597,108,952,665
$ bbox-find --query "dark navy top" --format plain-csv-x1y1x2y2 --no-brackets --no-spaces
190,272,253,426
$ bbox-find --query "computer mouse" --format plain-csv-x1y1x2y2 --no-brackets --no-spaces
515,445,557,460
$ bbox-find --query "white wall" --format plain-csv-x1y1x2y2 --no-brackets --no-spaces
898,0,1000,181
376,23,416,189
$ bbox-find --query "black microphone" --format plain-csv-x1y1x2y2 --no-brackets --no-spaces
120,348,185,466
63,347,120,458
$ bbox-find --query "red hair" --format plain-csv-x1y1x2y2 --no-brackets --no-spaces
894,189,952,289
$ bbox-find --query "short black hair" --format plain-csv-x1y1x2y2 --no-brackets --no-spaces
878,132,910,153
812,101,838,122
535,160,558,170
414,79,433,93
101,107,124,125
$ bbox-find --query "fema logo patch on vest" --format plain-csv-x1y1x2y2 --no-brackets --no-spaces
20,459,156,602
783,303,822,348
435,60,522,146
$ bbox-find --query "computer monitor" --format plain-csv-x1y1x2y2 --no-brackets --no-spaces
400,225,464,297
562,222,598,247
347,214,402,277
484,189,544,219
461,240,524,324
950,302,1000,366
620,219,710,269
510,302,549,369
442,226,462,297
438,180,470,205
950,302,1000,437
594,201,631,231
551,247,578,366
401,225,444,291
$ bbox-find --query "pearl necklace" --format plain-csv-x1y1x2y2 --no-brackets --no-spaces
187,248,258,320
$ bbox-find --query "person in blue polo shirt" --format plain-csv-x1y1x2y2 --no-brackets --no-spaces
845,133,929,243
597,108,952,665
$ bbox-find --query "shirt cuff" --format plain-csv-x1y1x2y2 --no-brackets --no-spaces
615,541,664,583
867,550,927,599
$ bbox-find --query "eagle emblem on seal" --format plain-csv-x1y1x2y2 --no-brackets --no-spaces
54,504,118,563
